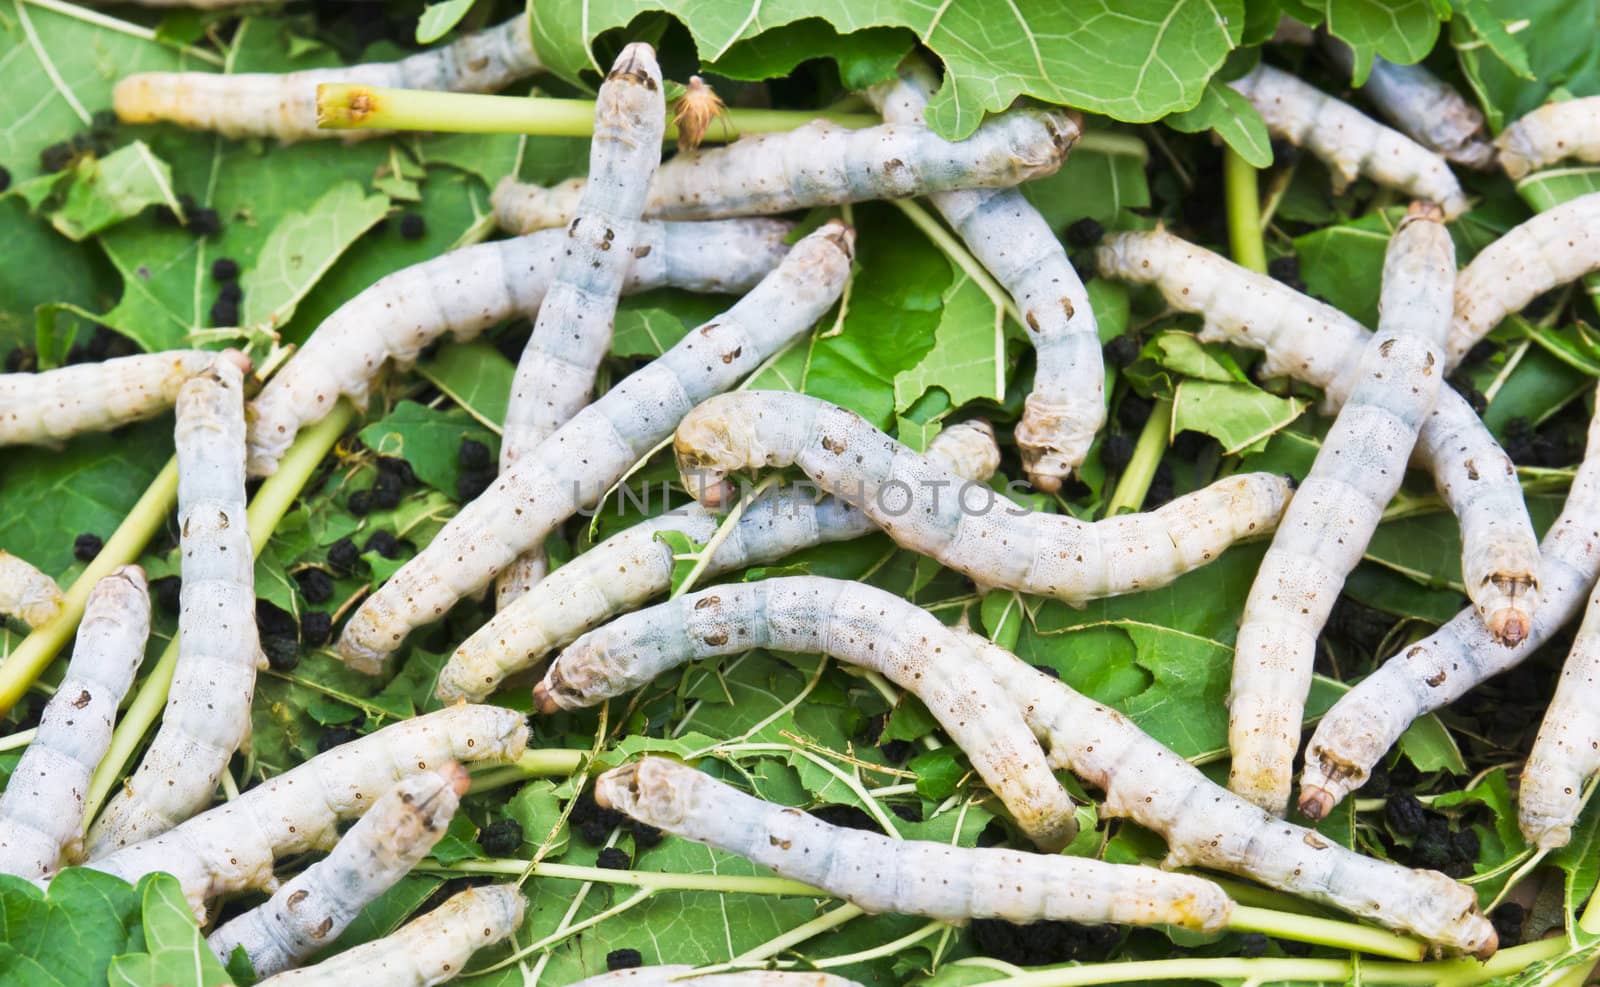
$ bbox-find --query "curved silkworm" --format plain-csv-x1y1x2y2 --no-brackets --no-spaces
1521,579,1600,848
1448,192,1600,367
964,635,1498,955
568,969,863,986
1300,401,1600,820
1496,97,1600,179
1,349,250,448
0,551,64,629
1227,204,1456,816
79,704,527,912
496,44,666,607
671,392,1290,603
86,360,258,856
599,756,1232,930
1227,63,1469,219
865,57,1103,490
208,764,468,977
0,567,148,878
1097,229,1540,645
491,108,1081,233
255,884,524,986
438,419,999,702
334,223,854,673
1319,40,1494,168
539,577,1078,850
245,219,790,476
114,16,541,143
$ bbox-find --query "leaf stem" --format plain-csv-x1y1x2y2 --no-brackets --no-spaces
423,857,824,896
671,474,780,599
466,748,587,792
0,456,179,714
736,903,865,962
316,84,880,140
1104,397,1172,515
1224,147,1268,274
1227,905,1424,961
82,404,356,823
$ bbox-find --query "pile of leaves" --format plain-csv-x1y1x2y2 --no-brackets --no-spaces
2,0,1600,984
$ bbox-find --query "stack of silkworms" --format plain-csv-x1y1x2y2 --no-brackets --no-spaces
9,8,1600,983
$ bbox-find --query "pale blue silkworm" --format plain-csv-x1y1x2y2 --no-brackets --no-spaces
1496,97,1600,178
438,419,998,703
245,218,791,476
0,566,148,878
1227,204,1455,817
1320,38,1493,168
497,44,666,607
598,756,1233,930
87,359,259,856
541,576,1077,850
334,223,854,674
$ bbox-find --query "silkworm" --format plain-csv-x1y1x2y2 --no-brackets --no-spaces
0,551,64,629
865,56,1103,490
496,44,666,607
438,419,999,702
255,884,524,987
964,634,1498,955
0,567,148,878
85,360,258,856
1,349,250,448
491,108,1081,233
245,218,790,476
208,764,468,977
1299,402,1600,821
1319,40,1494,168
1495,97,1600,178
671,392,1290,603
1521,579,1600,848
1227,63,1469,219
598,756,1232,930
114,16,541,143
1097,229,1540,645
79,704,527,912
541,577,1076,850
1227,204,1456,816
1448,191,1600,367
568,970,862,986
334,223,854,673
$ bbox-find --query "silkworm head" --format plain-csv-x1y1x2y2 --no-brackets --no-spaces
602,43,663,132
675,411,743,507
595,757,696,827
534,637,627,712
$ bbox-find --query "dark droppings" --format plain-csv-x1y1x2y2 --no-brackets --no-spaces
606,948,643,972
211,257,240,281
1103,334,1140,368
187,207,223,237
1385,790,1427,836
256,599,297,638
1100,433,1134,471
370,471,403,510
399,213,426,240
477,818,524,856
364,529,400,559
326,536,361,575
457,468,494,502
347,489,373,516
150,576,182,615
0,165,10,194
294,568,335,605
316,725,363,755
72,532,103,562
40,141,73,173
299,610,333,647
262,634,299,671
971,918,1121,967
595,847,631,870
458,438,492,471
810,803,883,834
1116,393,1153,432
1065,217,1105,248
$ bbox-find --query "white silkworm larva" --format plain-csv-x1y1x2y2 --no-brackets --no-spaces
1521,579,1600,848
114,16,541,143
1300,400,1600,820
1495,97,1600,179
1448,191,1600,367
245,218,790,476
255,884,524,987
495,44,666,607
1227,204,1456,816
78,704,527,912
0,551,64,629
491,108,1081,233
0,566,149,878
1097,229,1541,644
0,349,250,448
85,360,257,856
539,576,1077,850
207,764,469,977
965,637,1498,955
672,392,1291,603
438,419,999,702
568,969,863,987
1319,39,1494,168
334,223,854,673
599,756,1232,930
865,57,1103,490
1227,63,1469,219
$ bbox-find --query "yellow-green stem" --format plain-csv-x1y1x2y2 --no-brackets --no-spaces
1105,397,1173,515
426,857,823,896
1227,905,1424,961
83,404,357,823
0,457,179,714
1225,147,1269,274
468,748,587,792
